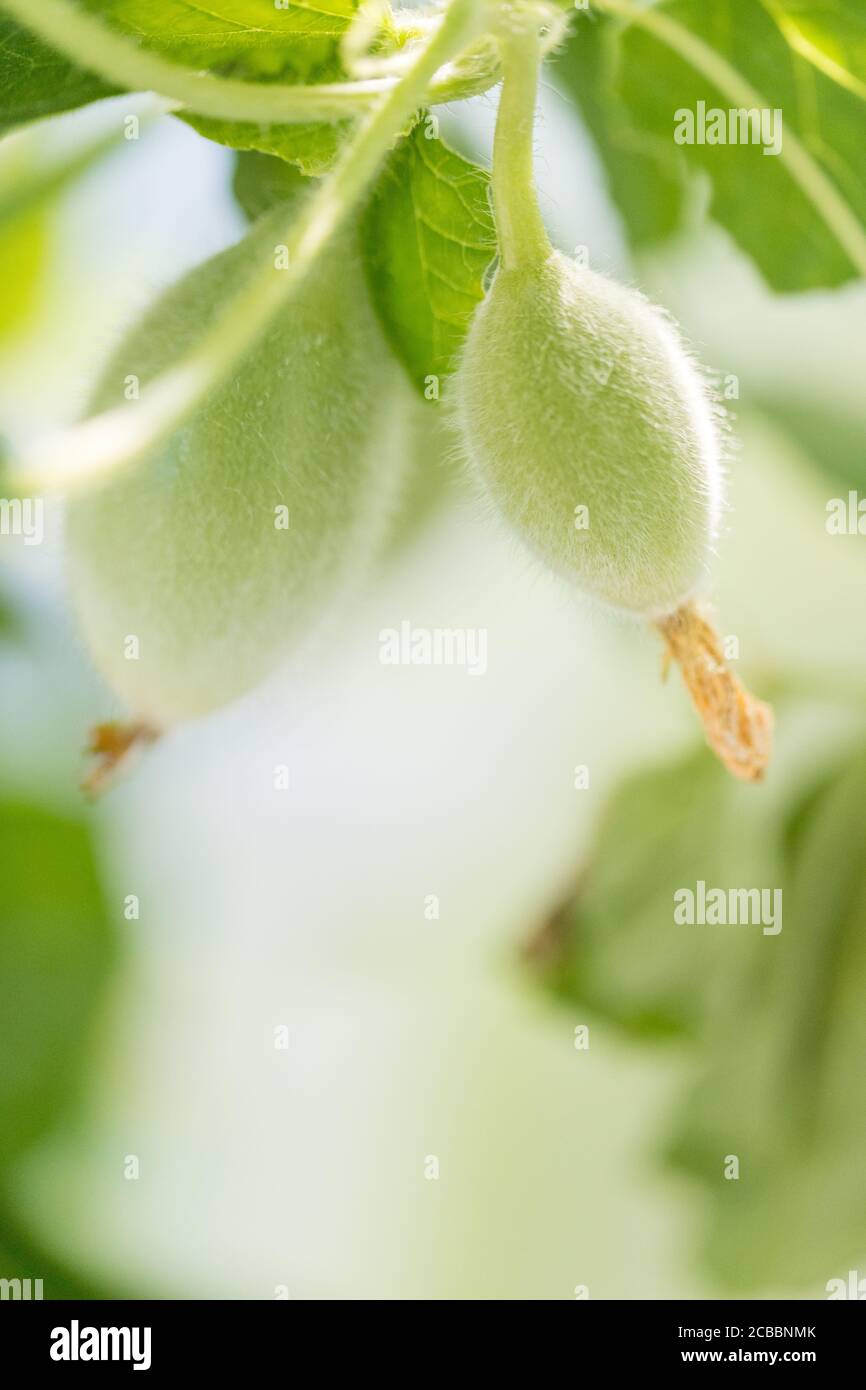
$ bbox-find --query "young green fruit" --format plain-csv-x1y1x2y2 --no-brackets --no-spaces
454,250,722,616
454,248,771,781
67,207,411,730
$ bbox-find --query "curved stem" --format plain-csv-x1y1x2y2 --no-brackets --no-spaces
9,0,485,497
492,19,550,270
0,0,497,124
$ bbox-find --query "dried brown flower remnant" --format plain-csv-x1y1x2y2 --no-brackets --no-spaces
82,721,159,797
655,602,773,782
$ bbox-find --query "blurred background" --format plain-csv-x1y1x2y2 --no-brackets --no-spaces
2,42,866,1300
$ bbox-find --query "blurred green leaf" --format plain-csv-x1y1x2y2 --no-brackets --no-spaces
527,748,779,1039
529,742,866,1289
0,212,45,338
0,1196,112,1298
1,0,359,172
610,0,866,290
0,15,115,136
0,800,115,1160
553,12,688,248
0,123,125,341
84,0,358,174
759,394,866,493
771,0,866,90
361,122,495,395
232,149,310,222
668,750,866,1289
0,124,124,226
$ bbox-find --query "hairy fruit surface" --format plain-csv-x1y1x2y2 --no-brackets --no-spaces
67,208,411,727
455,250,723,616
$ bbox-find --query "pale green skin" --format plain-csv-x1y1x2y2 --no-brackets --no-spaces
454,251,722,615
67,210,410,726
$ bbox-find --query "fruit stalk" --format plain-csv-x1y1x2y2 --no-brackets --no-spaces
492,17,550,270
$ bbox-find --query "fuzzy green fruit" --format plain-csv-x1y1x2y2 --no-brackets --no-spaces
454,251,723,616
67,209,411,727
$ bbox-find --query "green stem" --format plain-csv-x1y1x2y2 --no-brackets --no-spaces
492,21,550,270
0,0,497,124
9,0,485,497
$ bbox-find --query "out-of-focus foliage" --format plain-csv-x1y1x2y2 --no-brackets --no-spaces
760,396,866,494
669,750,866,1288
529,749,776,1039
0,785,118,1297
0,214,45,339
529,741,866,1289
0,123,123,342
0,579,117,1293
0,14,114,135
0,1200,110,1298
560,0,866,290
0,799,114,1159
232,148,308,223
553,14,687,248
1,0,359,174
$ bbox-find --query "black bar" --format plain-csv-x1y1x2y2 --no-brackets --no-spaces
0,1298,862,1373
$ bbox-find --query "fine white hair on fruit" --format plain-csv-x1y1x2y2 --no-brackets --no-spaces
66,208,413,727
453,249,725,617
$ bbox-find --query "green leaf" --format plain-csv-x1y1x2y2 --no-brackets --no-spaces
232,148,309,221
83,0,358,170
185,108,346,176
0,800,115,1161
0,16,115,136
770,0,866,98
531,739,866,1290
0,1195,116,1298
361,121,495,395
667,750,866,1289
610,0,866,290
0,212,45,338
0,121,124,226
526,748,779,1040
0,0,360,171
0,123,124,341
84,0,359,172
758,393,866,493
553,11,688,248
81,0,357,66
